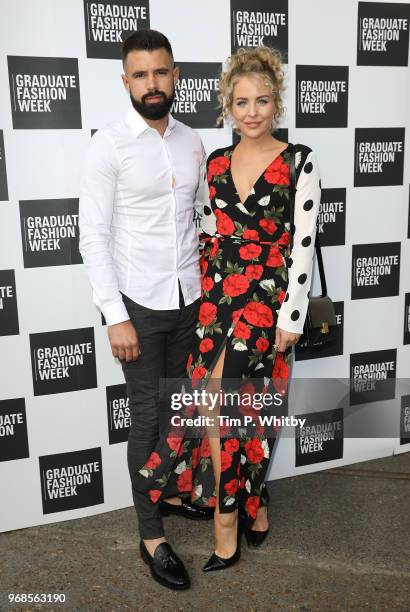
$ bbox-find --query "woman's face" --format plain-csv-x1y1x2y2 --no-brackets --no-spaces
230,73,276,140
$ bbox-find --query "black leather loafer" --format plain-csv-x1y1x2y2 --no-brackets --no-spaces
159,499,214,520
140,540,190,590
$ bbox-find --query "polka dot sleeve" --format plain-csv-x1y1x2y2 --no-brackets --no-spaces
276,149,321,334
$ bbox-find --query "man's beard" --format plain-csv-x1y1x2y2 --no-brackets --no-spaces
130,88,175,120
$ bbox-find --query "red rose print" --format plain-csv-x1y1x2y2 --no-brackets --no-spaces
220,450,233,472
244,438,264,464
167,432,183,453
186,353,193,370
199,338,214,353
215,209,235,235
208,496,216,507
245,264,263,280
209,237,219,258
224,438,239,453
145,452,161,470
199,302,217,326
239,243,262,260
232,308,244,324
259,218,277,235
202,276,214,292
177,468,192,493
148,489,162,503
200,436,211,458
264,157,290,186
266,246,284,267
256,337,269,353
278,290,286,304
243,229,259,241
239,381,258,422
207,155,230,182
272,352,290,394
223,274,250,298
239,476,246,489
192,447,200,469
245,495,260,519
278,231,291,248
200,256,208,277
233,321,251,340
224,478,239,495
240,381,255,396
239,402,259,422
243,301,273,328
192,365,207,388
209,185,216,200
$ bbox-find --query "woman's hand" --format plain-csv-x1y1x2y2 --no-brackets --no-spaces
274,326,301,352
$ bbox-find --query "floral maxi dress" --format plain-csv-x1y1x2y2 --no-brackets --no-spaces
134,142,321,521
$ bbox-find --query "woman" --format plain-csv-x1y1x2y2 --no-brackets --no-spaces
135,46,321,571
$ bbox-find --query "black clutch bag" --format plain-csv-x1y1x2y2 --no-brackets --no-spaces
288,144,338,349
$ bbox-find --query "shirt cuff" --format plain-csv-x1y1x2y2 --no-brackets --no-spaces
276,309,306,335
103,300,131,327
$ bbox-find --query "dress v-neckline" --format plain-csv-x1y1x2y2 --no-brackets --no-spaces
229,142,291,206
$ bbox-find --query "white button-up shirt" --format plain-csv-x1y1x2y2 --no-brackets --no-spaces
79,106,207,326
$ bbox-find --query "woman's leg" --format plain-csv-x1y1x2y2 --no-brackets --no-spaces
252,500,269,531
202,346,239,558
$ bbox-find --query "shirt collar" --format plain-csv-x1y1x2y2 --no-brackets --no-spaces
126,104,176,138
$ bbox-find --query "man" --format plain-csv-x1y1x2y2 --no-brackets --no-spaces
79,29,213,591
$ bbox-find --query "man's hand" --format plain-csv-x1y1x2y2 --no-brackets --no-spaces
107,320,140,362
275,327,301,352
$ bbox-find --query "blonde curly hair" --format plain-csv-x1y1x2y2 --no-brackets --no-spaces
217,46,286,131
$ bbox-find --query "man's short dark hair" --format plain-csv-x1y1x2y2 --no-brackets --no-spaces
122,29,174,64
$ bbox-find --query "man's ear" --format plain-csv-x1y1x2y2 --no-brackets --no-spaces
121,73,130,93
173,64,180,87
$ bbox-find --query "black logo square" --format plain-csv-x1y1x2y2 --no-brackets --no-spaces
296,65,349,128
172,63,222,129
295,407,344,466
30,328,97,396
354,128,405,187
19,199,82,268
39,447,104,514
84,1,150,59
400,395,410,445
351,242,400,299
106,383,130,444
357,2,410,66
350,349,396,405
0,270,19,336
7,56,82,129
317,188,346,247
0,398,29,462
231,0,288,56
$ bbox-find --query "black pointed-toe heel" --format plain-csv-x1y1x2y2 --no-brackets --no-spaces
244,525,269,547
202,518,242,572
239,497,270,548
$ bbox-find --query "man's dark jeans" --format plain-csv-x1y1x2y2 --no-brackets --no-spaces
120,284,199,539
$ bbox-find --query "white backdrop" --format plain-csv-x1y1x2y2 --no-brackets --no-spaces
0,0,409,532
